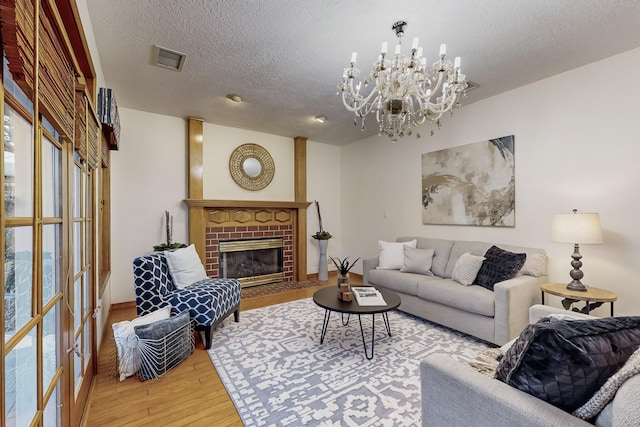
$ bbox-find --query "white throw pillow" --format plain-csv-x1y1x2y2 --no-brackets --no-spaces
400,247,435,276
377,239,417,270
112,306,171,381
451,252,485,286
165,244,208,289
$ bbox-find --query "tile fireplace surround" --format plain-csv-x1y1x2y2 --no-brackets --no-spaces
184,199,311,283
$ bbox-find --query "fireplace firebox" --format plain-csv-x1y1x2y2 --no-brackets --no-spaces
219,238,284,288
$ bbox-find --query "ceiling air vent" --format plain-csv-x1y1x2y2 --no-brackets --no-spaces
154,45,186,71
465,81,480,92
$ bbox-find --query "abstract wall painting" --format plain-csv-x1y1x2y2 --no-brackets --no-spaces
421,135,515,227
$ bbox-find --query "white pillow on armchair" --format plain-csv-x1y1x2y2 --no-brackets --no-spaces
165,244,208,289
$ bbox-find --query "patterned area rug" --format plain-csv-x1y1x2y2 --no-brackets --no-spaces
208,298,491,426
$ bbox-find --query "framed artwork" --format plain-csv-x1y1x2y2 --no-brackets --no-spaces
421,135,515,226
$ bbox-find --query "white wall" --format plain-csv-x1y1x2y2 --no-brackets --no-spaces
306,142,342,273
202,124,294,201
341,47,640,316
110,108,188,303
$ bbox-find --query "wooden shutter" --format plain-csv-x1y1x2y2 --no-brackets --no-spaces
74,90,87,160
39,4,74,139
0,0,36,97
87,106,99,169
101,134,110,167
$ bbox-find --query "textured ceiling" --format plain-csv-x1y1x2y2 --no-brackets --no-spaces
85,0,640,146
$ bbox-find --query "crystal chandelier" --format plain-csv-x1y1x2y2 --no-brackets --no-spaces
338,21,469,142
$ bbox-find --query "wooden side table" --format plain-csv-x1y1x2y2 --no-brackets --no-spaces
540,283,617,316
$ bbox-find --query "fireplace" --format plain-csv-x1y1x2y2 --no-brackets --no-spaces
205,223,294,285
219,238,284,287
186,200,310,284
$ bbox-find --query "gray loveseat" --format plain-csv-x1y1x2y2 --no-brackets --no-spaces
363,237,547,346
420,305,640,426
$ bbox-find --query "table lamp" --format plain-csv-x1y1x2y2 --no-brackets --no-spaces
551,209,603,291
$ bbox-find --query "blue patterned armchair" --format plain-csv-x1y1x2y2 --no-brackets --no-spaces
133,252,241,349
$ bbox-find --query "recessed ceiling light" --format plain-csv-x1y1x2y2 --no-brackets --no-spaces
314,115,328,123
226,94,243,102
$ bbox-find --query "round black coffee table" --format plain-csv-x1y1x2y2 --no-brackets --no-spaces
312,286,401,359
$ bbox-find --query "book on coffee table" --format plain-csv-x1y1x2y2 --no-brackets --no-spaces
351,287,387,306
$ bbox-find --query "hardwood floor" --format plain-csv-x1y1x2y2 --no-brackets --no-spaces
82,274,360,426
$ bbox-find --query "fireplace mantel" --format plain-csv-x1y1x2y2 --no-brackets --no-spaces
184,199,312,282
184,199,311,209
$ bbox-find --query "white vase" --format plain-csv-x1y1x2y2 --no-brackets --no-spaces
318,240,329,281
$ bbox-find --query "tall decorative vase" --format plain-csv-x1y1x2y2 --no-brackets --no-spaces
318,240,329,281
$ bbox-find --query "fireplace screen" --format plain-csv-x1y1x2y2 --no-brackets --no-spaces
219,238,284,287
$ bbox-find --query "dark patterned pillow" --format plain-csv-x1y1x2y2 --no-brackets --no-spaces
475,245,526,290
496,316,640,412
134,311,193,381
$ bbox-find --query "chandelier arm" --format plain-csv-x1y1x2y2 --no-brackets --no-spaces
429,72,446,97
341,95,379,117
343,78,380,107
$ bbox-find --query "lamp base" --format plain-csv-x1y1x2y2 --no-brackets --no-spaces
566,243,588,292
566,280,588,292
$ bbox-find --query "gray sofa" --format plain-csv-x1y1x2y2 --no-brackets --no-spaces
421,305,640,426
363,237,547,346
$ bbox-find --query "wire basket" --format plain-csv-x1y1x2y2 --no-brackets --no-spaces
134,316,195,381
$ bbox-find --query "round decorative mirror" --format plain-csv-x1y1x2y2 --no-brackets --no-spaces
229,143,275,191
242,157,262,177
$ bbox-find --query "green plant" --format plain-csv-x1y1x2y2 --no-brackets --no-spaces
311,200,332,240
312,231,333,240
330,256,360,276
154,210,187,251
561,298,604,314
153,242,187,252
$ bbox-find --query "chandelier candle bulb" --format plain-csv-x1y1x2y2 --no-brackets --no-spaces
350,52,357,64
381,42,388,54
440,43,446,56
454,57,461,69
395,44,401,55
412,37,419,49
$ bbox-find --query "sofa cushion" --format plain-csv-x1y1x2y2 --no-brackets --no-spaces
595,373,640,427
400,247,434,275
451,252,485,286
416,278,495,317
444,241,547,279
377,239,417,270
496,316,640,412
398,237,454,278
367,269,422,296
444,241,492,278
475,246,526,291
499,244,547,277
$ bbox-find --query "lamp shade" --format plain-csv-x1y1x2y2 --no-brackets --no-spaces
551,212,603,244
